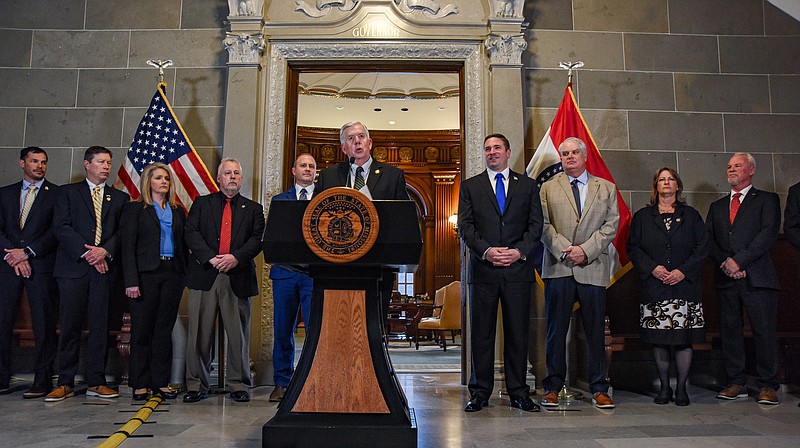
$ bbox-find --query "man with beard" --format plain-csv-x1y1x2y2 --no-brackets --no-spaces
707,153,781,405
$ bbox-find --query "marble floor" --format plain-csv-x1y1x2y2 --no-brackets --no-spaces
0,373,798,448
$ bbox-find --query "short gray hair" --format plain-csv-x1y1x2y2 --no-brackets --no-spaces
217,157,241,176
732,152,756,169
558,137,587,155
339,121,370,145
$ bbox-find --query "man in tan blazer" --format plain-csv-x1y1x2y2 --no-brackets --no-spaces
539,137,619,409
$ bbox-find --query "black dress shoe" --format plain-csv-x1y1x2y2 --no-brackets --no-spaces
464,398,489,412
153,389,178,399
0,384,11,395
654,387,672,405
230,390,250,402
510,396,541,412
674,388,690,406
132,391,150,401
23,384,52,399
183,390,208,403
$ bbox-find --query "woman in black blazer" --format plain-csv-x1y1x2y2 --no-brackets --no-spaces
121,163,188,401
628,167,709,406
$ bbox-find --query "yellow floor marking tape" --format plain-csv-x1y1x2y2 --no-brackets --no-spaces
95,395,163,448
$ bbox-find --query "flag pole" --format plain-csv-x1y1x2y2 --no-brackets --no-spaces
146,59,173,86
555,59,587,404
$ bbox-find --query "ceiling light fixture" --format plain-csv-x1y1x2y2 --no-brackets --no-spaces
388,120,396,125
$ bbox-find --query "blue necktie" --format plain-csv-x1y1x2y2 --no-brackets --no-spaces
495,173,506,214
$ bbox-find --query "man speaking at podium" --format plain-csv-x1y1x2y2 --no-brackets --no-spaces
316,121,409,201
316,121,411,320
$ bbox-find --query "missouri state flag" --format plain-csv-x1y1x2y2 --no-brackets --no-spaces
526,82,632,286
114,82,218,207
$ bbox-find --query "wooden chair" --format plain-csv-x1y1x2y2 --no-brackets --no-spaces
415,281,461,351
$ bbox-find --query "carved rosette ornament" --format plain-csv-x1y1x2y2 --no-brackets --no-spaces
223,32,265,65
485,34,527,67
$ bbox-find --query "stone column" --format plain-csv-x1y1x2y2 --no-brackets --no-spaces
485,10,527,173
222,10,273,385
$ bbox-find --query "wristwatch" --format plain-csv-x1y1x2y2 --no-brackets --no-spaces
23,246,33,257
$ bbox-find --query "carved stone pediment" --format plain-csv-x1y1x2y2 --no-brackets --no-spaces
394,0,458,18
294,0,359,18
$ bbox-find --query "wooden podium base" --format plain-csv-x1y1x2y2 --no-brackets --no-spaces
262,267,417,448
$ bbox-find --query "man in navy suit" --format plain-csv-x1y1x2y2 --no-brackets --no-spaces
47,146,129,402
267,153,316,402
458,134,543,412
0,147,59,398
707,153,781,405
183,158,265,403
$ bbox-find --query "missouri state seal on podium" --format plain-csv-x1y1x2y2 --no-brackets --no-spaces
302,187,380,263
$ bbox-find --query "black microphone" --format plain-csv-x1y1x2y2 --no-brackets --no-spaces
347,157,356,188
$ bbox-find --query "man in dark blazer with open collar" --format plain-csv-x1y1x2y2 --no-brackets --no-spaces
183,158,265,403
0,147,59,398
707,152,781,405
458,133,543,413
47,146,129,402
316,121,409,200
267,153,316,403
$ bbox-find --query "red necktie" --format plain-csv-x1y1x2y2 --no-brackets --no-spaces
729,192,741,224
219,198,232,254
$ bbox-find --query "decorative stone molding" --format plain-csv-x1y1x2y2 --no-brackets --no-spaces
485,34,526,67
394,0,459,18
228,0,263,17
489,0,522,18
295,0,359,18
223,32,266,65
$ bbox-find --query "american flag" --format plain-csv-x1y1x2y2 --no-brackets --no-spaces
114,82,218,207
526,82,632,287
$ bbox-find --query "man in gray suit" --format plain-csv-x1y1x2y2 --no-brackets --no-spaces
539,137,619,409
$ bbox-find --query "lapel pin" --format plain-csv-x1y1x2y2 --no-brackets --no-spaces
513,176,518,181
676,218,682,222
105,195,111,201
374,169,381,174
44,186,49,190
241,204,245,208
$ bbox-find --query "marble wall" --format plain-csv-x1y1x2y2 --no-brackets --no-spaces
0,0,229,185
523,0,800,219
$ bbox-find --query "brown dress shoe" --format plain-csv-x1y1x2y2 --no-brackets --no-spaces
45,385,74,402
541,390,559,407
757,387,779,405
87,385,119,398
592,392,615,409
269,386,286,402
716,384,748,400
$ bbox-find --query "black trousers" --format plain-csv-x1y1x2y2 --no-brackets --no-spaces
717,282,779,390
0,270,58,387
542,276,609,394
128,261,184,390
468,280,532,401
55,269,113,387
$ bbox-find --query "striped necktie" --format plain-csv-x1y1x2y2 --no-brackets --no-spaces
93,186,103,245
353,166,365,190
19,185,37,229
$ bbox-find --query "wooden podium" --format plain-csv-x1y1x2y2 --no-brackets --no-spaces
261,192,422,448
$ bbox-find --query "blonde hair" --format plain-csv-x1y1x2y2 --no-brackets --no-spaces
135,162,178,208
